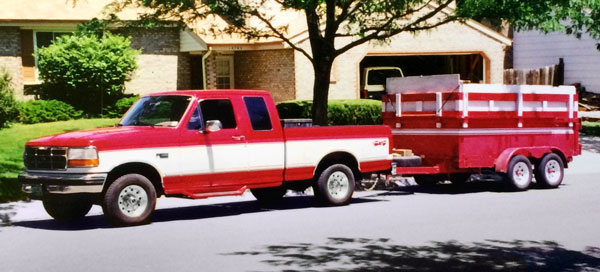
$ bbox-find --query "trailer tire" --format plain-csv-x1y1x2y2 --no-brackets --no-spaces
43,195,93,221
314,164,355,206
251,187,287,204
534,153,564,189
504,155,533,191
102,174,156,226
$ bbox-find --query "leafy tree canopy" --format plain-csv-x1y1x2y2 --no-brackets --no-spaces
104,0,600,124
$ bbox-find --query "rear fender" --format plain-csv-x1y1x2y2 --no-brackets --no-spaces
494,147,561,173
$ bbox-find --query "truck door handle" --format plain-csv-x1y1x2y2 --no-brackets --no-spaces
232,135,245,141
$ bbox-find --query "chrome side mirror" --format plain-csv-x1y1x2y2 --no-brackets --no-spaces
205,120,222,133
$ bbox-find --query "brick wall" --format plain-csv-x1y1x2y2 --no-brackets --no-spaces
0,27,24,99
117,27,192,94
234,49,295,103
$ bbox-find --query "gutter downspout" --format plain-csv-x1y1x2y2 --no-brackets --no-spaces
202,50,213,89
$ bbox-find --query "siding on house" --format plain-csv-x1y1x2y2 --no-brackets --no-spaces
294,21,509,100
513,31,600,93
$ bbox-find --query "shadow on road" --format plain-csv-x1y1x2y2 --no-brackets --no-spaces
226,237,600,271
580,135,600,153
9,195,382,231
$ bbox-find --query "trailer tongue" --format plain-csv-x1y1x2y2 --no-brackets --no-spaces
383,74,581,190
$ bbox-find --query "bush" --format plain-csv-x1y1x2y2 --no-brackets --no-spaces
36,33,139,115
103,95,139,118
582,121,600,136
0,68,20,128
277,99,382,126
19,100,83,124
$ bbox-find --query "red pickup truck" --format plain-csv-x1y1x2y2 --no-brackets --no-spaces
20,90,392,226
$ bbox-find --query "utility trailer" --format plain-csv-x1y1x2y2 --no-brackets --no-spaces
382,74,581,190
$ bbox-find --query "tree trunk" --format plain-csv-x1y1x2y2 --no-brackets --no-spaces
311,58,333,126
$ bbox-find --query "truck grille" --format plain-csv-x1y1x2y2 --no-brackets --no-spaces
24,146,68,170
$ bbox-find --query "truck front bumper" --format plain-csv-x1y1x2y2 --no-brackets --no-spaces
19,172,107,198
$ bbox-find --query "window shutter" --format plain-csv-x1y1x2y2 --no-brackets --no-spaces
20,30,35,83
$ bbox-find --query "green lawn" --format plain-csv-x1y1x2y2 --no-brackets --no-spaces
0,118,119,203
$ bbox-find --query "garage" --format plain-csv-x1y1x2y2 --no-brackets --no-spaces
359,54,486,98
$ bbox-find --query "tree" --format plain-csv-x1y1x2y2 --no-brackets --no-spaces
37,20,139,115
108,0,600,125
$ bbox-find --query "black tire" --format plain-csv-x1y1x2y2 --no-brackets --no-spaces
42,195,93,221
413,175,439,187
251,186,287,204
504,155,533,191
102,174,157,226
314,164,355,206
534,153,564,189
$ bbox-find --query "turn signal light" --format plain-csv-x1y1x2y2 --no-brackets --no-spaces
68,159,99,167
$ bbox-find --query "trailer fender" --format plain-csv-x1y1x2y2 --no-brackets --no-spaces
494,147,561,173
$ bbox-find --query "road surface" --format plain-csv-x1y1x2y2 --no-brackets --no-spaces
1,137,599,271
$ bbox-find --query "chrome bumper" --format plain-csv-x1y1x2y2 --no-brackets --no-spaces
19,172,107,196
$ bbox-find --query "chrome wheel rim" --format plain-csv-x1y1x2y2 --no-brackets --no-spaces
512,161,531,187
118,185,148,218
544,159,562,185
327,171,350,201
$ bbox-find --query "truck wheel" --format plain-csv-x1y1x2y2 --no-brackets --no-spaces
43,195,93,221
251,187,287,204
534,153,564,189
102,174,156,226
314,164,355,206
504,155,532,191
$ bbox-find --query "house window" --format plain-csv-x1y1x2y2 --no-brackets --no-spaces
215,56,234,89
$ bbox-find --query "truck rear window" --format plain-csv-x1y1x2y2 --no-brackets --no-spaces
244,97,272,131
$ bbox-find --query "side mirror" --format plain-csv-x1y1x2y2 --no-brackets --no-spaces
205,120,222,133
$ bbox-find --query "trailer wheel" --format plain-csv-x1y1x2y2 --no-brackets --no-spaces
505,155,533,191
314,164,355,205
251,187,287,204
43,195,93,221
534,153,564,189
102,174,156,226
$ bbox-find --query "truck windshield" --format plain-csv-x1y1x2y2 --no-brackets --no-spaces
119,95,192,127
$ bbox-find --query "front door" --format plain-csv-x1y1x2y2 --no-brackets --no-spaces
177,97,249,192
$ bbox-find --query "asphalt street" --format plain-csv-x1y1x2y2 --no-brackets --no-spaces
1,137,600,271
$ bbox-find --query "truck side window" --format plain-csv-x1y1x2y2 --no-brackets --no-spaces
187,104,203,130
199,99,237,129
244,97,272,131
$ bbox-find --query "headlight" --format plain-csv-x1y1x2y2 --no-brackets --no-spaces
67,147,99,167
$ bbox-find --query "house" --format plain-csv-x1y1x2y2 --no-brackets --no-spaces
512,30,600,94
0,0,511,102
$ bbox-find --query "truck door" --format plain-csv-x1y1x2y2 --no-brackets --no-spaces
178,97,250,190
240,96,285,185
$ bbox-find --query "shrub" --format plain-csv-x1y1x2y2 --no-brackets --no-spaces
582,121,600,136
0,68,20,128
277,99,382,126
19,100,83,124
36,33,139,115
103,95,140,118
